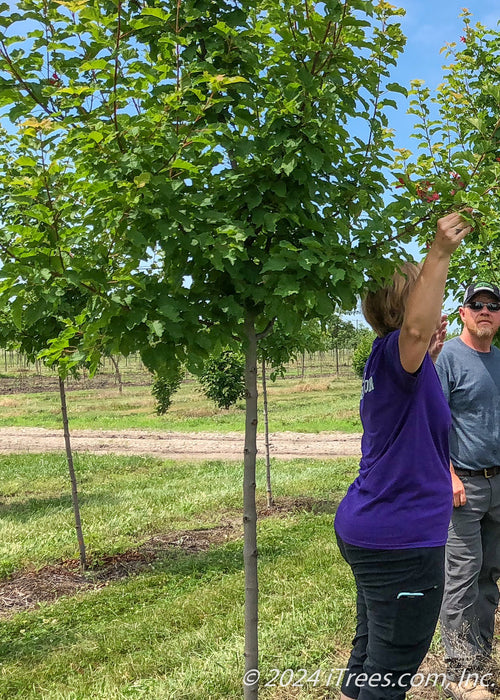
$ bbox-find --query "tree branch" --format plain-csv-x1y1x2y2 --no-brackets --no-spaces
113,0,126,152
0,40,53,116
303,0,314,41
39,132,66,273
256,318,275,341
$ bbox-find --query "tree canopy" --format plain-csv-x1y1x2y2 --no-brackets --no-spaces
5,2,499,696
0,0,409,374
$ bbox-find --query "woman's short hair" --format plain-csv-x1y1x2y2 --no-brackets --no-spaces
362,262,421,337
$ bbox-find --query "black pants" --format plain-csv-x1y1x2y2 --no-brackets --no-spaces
336,534,445,699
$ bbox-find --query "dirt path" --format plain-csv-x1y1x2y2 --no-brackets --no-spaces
0,427,361,460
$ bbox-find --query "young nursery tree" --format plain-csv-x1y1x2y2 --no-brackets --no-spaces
0,1,414,695
151,366,185,415
200,348,246,410
0,289,90,570
258,318,331,506
352,330,376,379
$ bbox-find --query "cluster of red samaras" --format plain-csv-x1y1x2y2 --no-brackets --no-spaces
395,172,467,202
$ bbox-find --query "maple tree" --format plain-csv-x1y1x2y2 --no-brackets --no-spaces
0,1,417,696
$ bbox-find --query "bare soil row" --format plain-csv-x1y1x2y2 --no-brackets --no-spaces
0,427,362,460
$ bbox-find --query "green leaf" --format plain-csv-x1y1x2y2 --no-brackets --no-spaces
386,82,408,97
245,188,262,210
11,297,24,330
16,156,37,167
170,159,198,172
273,278,301,297
274,181,286,198
134,172,152,188
484,83,500,104
88,131,104,144
280,157,296,176
80,59,110,71
140,7,171,20
262,257,287,273
149,320,164,338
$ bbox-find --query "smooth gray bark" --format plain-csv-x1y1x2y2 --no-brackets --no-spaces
261,357,274,508
58,376,87,572
243,314,259,699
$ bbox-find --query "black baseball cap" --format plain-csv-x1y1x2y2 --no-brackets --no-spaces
463,281,500,305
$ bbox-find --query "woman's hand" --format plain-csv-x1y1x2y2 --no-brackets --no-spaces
433,211,473,255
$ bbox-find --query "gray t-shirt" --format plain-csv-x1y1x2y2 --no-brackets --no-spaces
435,336,500,470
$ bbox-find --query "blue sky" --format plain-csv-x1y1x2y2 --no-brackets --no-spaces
388,0,498,148
348,1,500,327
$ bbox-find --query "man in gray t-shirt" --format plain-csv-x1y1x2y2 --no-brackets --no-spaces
435,281,500,700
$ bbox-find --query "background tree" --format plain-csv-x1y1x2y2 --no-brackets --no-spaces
258,318,330,507
198,320,331,508
0,288,90,570
151,365,185,415
0,2,410,696
323,313,359,376
390,8,500,300
199,349,246,410
325,314,358,349
352,329,376,379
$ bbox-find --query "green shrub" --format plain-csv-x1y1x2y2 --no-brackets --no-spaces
352,332,375,379
151,367,184,415
199,349,246,409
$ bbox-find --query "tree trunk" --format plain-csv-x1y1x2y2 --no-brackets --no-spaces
243,314,259,699
58,376,87,572
261,357,273,508
109,354,123,394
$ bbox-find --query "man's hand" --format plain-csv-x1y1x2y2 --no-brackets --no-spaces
429,314,448,363
452,470,467,507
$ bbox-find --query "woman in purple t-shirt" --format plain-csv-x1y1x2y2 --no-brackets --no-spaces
334,212,471,700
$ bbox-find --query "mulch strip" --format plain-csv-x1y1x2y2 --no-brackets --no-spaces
0,522,241,618
0,497,324,618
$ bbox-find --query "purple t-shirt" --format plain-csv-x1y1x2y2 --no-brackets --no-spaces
334,330,452,549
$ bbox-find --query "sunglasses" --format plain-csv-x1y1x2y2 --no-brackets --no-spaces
466,301,500,312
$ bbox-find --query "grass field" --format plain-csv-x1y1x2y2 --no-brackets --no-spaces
0,451,360,699
0,375,362,433
0,376,449,700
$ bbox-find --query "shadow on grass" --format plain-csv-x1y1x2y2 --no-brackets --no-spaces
2,510,340,666
0,540,245,663
0,494,345,657
258,494,342,516
0,491,120,523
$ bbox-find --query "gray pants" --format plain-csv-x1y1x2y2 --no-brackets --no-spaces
440,473,500,679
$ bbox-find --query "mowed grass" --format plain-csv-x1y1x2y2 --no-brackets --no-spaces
0,515,357,700
0,375,362,433
0,452,356,577
0,452,359,699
